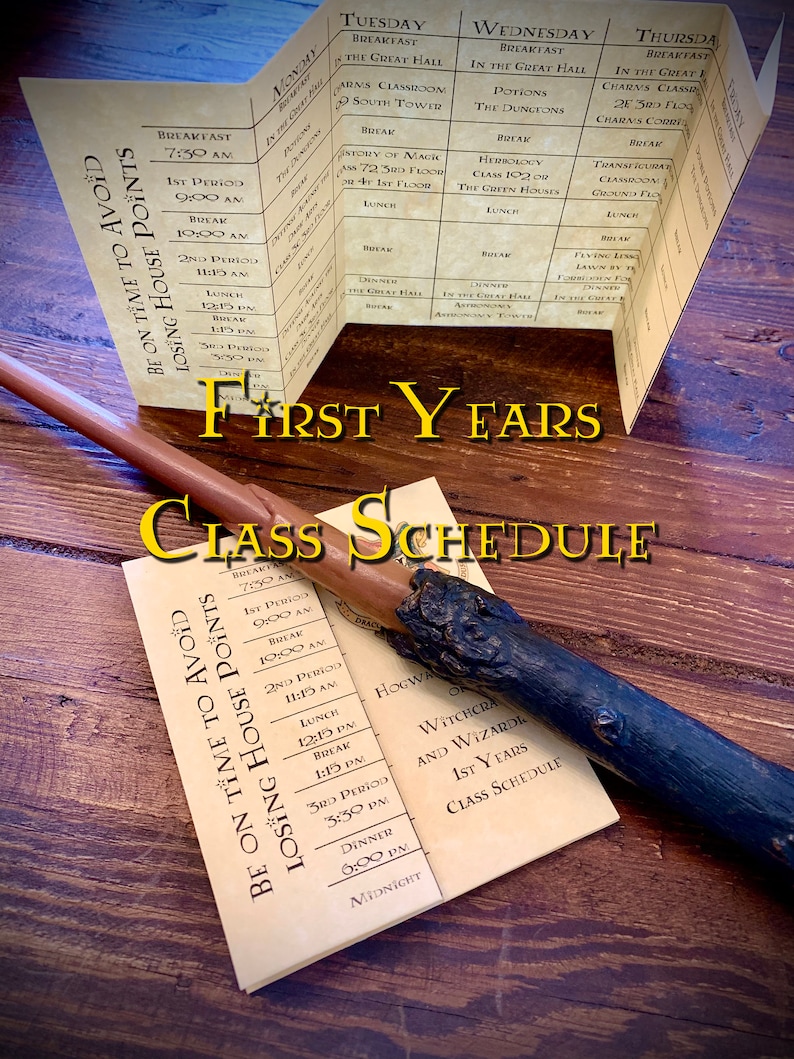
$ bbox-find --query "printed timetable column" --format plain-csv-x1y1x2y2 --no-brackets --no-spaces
432,7,609,325
250,14,339,405
580,4,729,420
537,9,691,333
214,559,442,967
331,7,460,324
20,79,274,410
139,112,279,412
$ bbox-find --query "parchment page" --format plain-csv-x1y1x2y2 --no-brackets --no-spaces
20,77,256,409
124,477,616,990
247,5,345,403
319,478,618,900
22,9,345,414
607,7,782,429
123,553,442,993
330,1,779,429
23,1,779,429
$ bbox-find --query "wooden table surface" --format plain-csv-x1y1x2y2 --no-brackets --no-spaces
1,2,792,1056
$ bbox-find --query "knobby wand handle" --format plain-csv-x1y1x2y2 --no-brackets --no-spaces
387,569,794,877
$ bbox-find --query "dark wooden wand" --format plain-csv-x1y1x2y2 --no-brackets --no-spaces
2,349,793,877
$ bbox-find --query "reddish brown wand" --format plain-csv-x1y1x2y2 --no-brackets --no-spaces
2,349,793,877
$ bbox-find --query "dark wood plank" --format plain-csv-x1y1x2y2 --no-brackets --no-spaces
1,1,793,1057
2,572,793,1059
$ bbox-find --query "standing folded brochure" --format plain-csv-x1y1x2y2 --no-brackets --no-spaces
23,1,781,431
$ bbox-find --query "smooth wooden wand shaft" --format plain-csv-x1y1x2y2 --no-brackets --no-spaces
0,351,412,628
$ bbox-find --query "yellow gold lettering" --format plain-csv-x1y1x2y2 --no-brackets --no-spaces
511,523,552,560
349,487,393,567
139,495,196,560
390,381,459,439
197,372,246,438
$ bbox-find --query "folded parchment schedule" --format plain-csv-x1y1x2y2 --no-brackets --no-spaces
123,479,618,991
23,0,780,430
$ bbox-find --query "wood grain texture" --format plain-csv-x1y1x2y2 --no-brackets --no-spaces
1,1,793,1057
